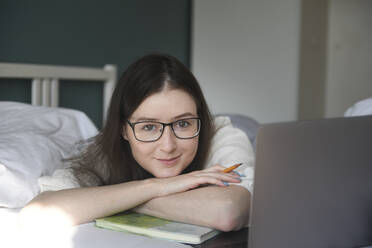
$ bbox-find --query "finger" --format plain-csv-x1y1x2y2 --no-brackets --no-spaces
178,175,225,188
197,177,228,187
203,164,226,172
198,171,241,182
232,171,246,177
205,164,241,175
197,172,242,183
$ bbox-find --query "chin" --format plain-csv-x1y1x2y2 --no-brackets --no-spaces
153,167,183,178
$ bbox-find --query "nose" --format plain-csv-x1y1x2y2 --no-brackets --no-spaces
159,125,177,153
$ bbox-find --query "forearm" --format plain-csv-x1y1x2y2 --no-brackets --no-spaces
19,179,159,228
20,165,244,229
133,185,251,232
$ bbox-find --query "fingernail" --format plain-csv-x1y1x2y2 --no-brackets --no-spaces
223,182,229,186
234,171,246,177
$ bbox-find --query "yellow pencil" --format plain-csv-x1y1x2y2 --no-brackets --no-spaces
223,163,243,173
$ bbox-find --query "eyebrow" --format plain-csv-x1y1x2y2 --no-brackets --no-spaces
133,112,197,122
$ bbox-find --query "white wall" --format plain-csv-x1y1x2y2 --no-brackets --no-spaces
325,0,372,117
191,0,301,123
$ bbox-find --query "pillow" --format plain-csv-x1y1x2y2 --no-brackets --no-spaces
0,101,98,208
344,97,372,117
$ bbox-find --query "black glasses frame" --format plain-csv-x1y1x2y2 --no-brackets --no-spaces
126,117,201,142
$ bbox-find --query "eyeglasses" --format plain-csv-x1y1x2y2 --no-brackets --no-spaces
127,117,201,142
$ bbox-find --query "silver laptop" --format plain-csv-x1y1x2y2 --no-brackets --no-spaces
248,115,372,248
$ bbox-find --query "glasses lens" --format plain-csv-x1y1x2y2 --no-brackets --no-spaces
131,118,201,142
134,122,163,142
172,118,200,139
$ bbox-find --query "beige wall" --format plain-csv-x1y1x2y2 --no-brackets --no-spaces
192,0,372,123
191,0,301,123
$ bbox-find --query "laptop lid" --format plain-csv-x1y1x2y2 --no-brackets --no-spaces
248,115,372,248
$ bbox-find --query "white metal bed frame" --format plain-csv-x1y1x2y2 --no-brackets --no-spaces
0,62,117,122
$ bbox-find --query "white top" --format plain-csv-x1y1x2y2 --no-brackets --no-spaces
39,116,255,193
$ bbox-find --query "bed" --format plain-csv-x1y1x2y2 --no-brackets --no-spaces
0,62,194,248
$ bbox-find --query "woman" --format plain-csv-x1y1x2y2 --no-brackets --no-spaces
19,54,254,232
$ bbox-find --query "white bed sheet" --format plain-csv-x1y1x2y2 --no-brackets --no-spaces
0,208,191,248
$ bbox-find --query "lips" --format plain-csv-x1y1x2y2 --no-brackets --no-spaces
156,155,181,166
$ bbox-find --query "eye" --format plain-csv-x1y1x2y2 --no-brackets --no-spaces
175,120,190,128
142,124,157,132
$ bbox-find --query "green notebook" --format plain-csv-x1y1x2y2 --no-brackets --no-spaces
95,211,220,244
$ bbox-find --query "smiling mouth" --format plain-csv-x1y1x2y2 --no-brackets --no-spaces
157,156,181,166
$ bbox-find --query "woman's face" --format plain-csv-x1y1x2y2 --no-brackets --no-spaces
124,88,199,178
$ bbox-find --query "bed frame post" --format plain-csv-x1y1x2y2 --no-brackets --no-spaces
50,78,59,108
31,78,41,106
103,65,117,123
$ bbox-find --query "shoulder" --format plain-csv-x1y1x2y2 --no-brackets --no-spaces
215,114,259,148
212,115,252,147
38,162,104,192
213,115,232,128
208,115,255,165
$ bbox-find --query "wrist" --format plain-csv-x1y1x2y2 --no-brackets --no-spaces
143,178,165,198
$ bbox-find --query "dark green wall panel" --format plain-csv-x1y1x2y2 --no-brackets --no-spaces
0,79,31,103
0,0,191,128
59,80,103,128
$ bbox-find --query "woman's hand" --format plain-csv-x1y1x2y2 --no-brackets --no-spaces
153,165,241,197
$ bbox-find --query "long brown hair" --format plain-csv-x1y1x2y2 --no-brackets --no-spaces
72,54,215,185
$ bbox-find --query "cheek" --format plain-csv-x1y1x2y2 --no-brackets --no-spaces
182,138,199,162
126,136,154,165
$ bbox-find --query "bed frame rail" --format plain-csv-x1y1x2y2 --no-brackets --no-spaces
0,62,117,122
